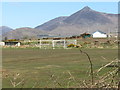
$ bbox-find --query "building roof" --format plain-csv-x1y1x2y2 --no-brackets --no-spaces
92,30,106,34
37,35,72,38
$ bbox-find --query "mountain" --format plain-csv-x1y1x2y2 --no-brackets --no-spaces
0,26,13,35
2,27,47,40
35,16,67,31
35,6,118,36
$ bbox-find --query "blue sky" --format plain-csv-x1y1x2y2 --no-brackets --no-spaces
1,2,118,29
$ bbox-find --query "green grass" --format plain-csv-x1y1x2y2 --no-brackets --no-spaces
2,48,118,88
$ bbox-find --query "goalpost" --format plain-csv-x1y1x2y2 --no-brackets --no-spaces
38,39,77,49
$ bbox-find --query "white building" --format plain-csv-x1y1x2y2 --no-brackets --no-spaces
92,30,107,38
4,41,21,46
0,42,5,46
0,41,20,46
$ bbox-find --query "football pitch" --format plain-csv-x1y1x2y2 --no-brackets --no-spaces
2,48,118,88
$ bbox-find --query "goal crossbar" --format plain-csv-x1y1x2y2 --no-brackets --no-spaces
38,39,77,49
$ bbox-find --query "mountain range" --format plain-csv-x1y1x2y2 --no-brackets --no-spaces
2,27,47,39
0,26,13,35
1,6,118,39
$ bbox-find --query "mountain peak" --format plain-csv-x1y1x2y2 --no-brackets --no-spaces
81,6,92,12
83,6,91,9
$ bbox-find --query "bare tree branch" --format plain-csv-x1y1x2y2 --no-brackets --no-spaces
80,49,94,85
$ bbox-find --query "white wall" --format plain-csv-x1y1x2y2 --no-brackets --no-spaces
92,32,107,38
16,42,20,46
0,42,5,46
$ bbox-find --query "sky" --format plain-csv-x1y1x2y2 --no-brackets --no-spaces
1,2,118,29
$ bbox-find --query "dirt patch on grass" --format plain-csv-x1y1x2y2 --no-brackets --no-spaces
34,65,61,69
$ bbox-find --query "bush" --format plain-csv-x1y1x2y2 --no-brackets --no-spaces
67,44,75,47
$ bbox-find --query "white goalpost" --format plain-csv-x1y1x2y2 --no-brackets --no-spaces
38,39,77,49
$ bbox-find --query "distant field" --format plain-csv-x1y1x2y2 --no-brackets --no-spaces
2,48,118,88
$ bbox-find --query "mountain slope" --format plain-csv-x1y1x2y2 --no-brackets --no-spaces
0,26,13,35
35,16,67,31
2,27,47,39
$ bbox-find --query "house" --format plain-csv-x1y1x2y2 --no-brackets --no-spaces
92,30,107,38
4,41,20,46
37,35,49,39
80,33,91,38
0,42,5,46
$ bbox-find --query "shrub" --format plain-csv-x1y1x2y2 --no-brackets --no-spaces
67,44,75,47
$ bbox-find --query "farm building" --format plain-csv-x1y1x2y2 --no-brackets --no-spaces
80,33,91,38
3,41,20,46
37,34,72,39
0,42,5,46
37,35,49,39
92,30,107,38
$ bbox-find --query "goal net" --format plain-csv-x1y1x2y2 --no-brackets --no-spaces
38,39,77,49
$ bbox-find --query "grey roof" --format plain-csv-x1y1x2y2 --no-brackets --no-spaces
92,30,106,34
37,35,72,38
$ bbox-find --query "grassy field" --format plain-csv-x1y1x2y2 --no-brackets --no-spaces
2,48,118,88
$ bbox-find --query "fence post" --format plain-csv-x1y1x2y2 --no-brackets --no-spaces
64,39,66,49
52,40,55,49
40,40,41,49
75,40,77,45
